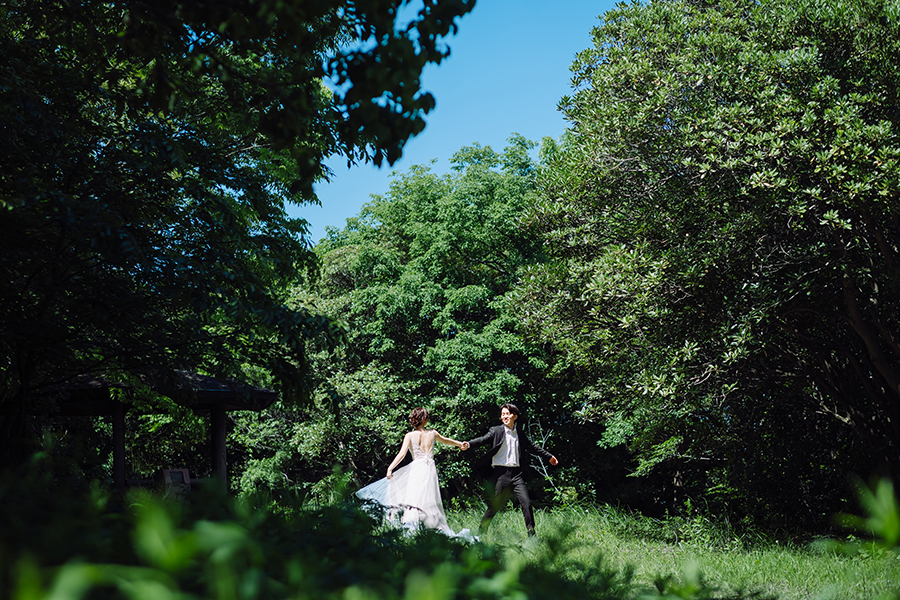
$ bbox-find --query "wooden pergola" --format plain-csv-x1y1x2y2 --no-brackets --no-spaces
41,372,277,488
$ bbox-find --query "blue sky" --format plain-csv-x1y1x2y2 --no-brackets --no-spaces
289,0,617,244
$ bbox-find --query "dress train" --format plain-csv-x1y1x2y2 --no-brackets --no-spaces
355,433,476,541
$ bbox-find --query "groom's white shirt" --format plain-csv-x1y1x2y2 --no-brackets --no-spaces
491,425,520,467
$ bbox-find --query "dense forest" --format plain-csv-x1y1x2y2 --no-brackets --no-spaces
3,0,900,598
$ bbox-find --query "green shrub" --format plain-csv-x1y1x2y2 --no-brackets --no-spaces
8,459,896,599
1,458,640,600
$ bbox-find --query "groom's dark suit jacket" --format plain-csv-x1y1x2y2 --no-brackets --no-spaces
467,425,554,479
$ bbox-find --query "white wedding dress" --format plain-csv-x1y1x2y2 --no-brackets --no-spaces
356,431,476,541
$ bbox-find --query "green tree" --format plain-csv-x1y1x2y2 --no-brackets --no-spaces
236,136,588,500
518,0,900,526
0,0,475,463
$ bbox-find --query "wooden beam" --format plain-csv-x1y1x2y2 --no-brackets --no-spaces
113,402,125,490
211,402,227,483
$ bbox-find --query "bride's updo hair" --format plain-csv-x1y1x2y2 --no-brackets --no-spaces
409,407,429,428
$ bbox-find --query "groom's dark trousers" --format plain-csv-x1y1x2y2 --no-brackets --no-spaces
482,465,534,533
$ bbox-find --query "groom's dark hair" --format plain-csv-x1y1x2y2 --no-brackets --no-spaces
500,403,519,417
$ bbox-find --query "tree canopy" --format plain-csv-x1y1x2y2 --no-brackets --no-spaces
9,0,900,533
0,0,474,462
248,136,585,497
517,0,900,525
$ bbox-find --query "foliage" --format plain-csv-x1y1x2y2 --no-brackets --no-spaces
0,460,641,600
518,0,900,527
228,137,675,510
226,136,605,502
0,0,474,463
817,477,900,559
844,479,900,551
6,466,900,600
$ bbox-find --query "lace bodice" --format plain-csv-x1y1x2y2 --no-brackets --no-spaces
410,431,435,461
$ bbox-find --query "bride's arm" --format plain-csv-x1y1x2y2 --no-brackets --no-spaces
386,433,411,479
434,430,466,449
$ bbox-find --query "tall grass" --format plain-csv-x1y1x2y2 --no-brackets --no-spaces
447,504,900,600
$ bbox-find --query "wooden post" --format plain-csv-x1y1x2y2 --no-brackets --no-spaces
211,402,227,483
113,402,125,490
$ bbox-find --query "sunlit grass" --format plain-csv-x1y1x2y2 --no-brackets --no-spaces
446,504,900,600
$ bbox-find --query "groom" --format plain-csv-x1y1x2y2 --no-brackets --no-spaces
462,403,559,537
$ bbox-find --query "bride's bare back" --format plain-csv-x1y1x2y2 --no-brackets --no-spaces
409,429,435,456
386,425,464,479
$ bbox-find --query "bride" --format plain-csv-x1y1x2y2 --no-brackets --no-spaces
356,407,474,539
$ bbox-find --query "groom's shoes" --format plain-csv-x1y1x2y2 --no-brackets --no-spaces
526,529,536,538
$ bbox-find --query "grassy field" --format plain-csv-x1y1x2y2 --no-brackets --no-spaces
446,505,900,600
